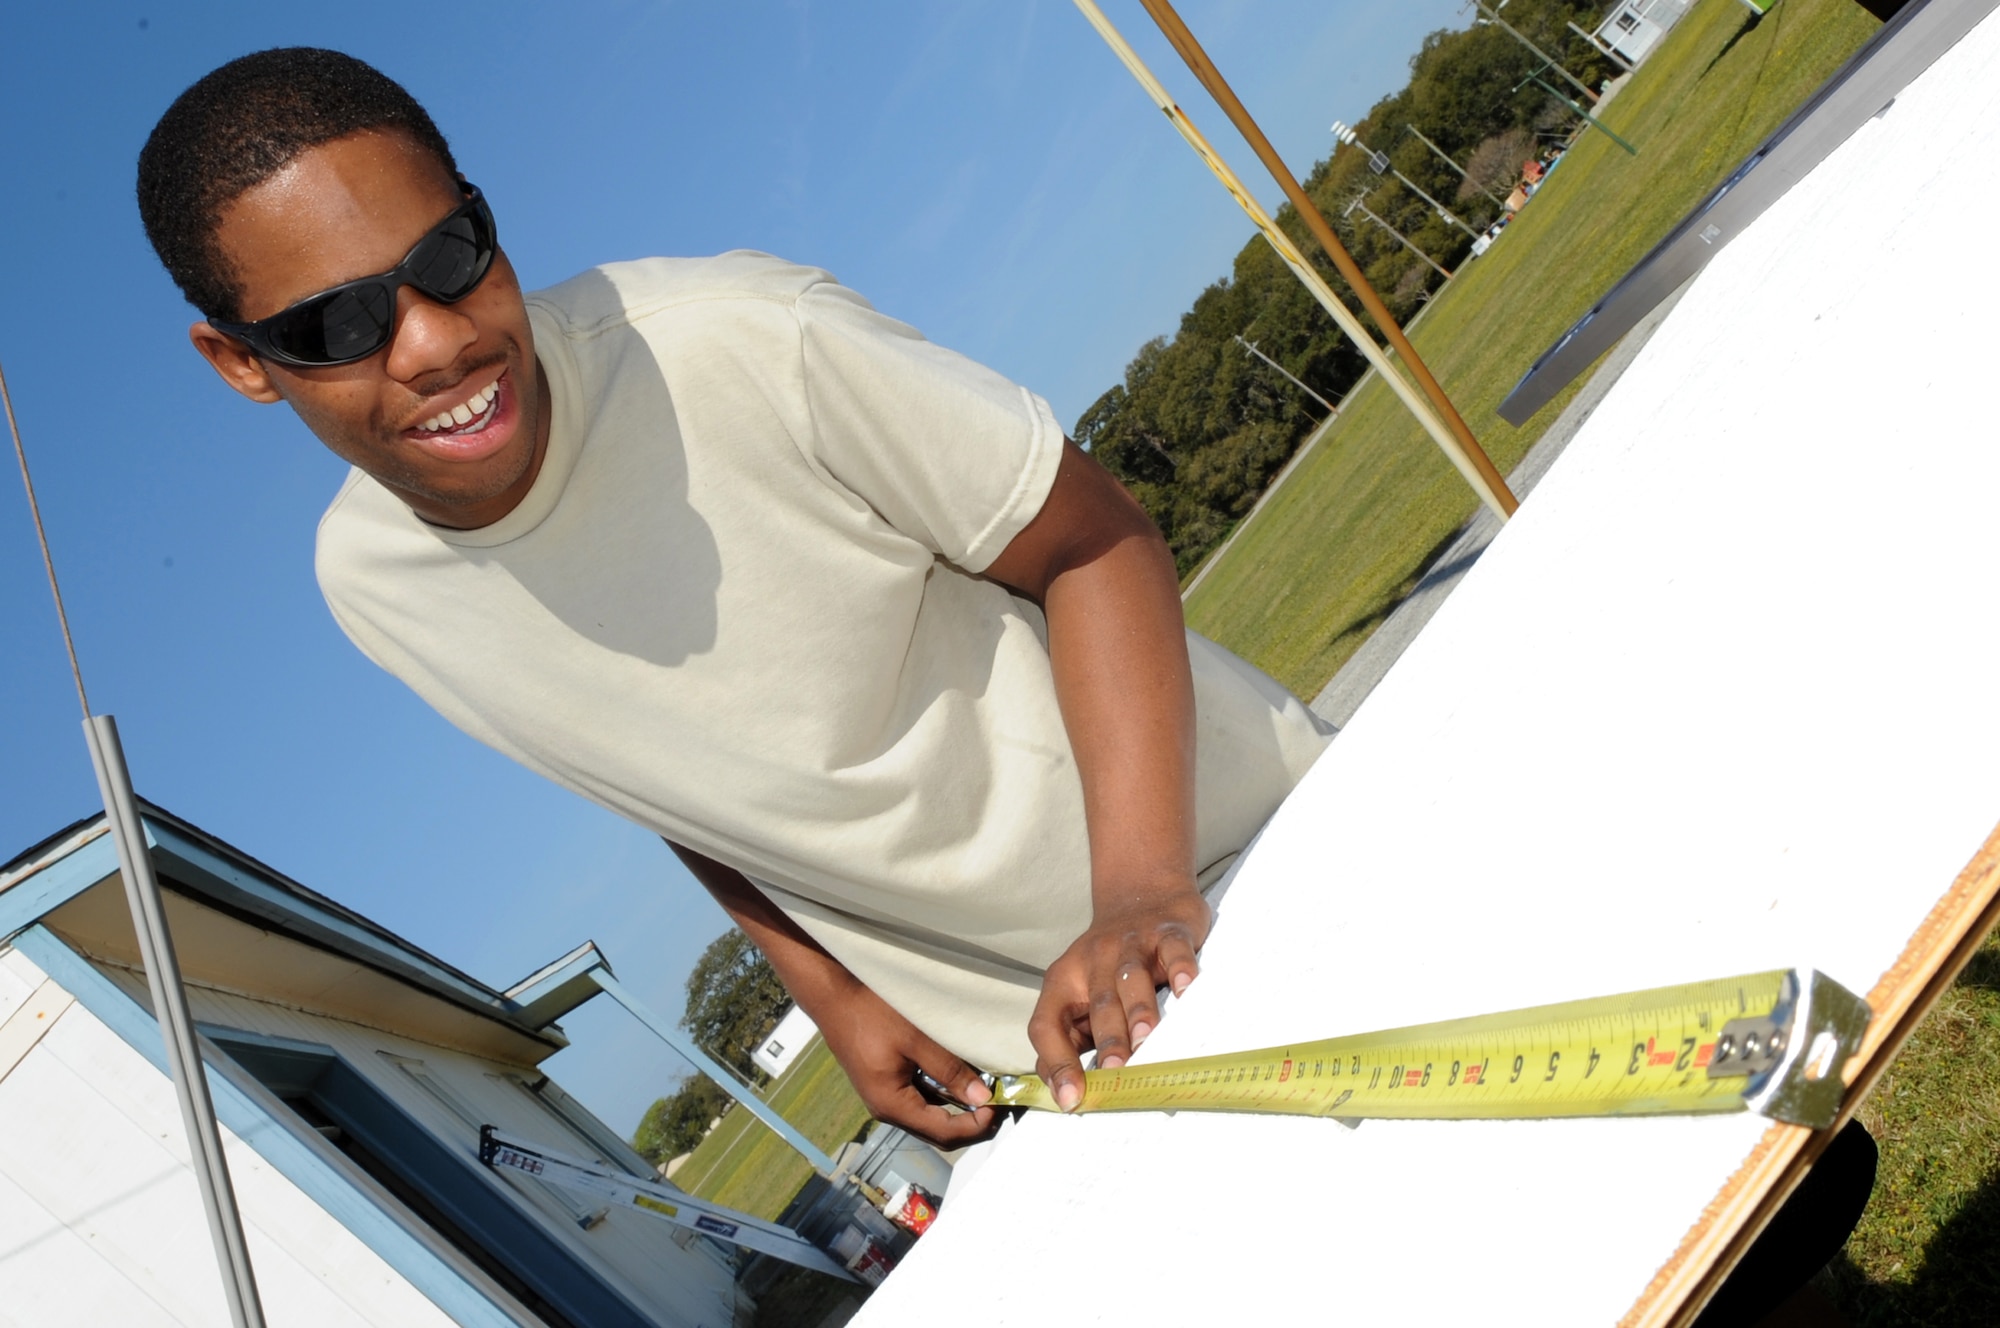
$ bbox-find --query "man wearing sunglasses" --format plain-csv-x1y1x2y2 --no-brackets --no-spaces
140,48,1331,1147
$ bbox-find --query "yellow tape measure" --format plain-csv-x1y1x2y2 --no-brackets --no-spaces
989,968,1870,1129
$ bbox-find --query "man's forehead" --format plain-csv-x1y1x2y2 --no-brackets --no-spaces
215,130,461,315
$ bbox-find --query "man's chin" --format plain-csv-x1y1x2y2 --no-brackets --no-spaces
395,463,538,529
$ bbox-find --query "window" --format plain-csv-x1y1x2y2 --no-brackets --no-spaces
212,1032,657,1328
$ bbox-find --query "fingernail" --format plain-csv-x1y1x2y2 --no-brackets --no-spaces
1171,973,1193,997
1055,1080,1081,1112
961,1078,991,1108
1130,1020,1153,1045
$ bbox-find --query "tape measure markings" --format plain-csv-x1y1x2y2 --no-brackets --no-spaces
989,969,1869,1128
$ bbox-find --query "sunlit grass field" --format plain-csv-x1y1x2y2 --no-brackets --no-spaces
1182,0,1879,699
673,1038,871,1221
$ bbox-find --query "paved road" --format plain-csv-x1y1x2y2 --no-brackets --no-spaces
1309,279,1693,730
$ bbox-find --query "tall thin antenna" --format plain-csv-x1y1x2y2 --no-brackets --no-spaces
3,357,268,1328
0,361,90,718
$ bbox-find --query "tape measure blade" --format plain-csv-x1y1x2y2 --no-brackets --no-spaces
991,969,1799,1122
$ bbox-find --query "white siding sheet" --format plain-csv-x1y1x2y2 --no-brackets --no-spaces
0,961,461,1327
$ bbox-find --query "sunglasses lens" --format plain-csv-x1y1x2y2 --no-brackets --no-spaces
263,283,395,364
409,215,485,298
318,284,397,361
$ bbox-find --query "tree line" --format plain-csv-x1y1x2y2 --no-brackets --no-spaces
1079,0,1620,575
631,927,794,1169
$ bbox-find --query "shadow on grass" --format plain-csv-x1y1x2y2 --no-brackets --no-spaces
1820,1168,2000,1326
1699,12,1764,82
1316,521,1484,681
1954,946,2000,991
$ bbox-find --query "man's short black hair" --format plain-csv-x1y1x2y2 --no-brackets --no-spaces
137,48,458,321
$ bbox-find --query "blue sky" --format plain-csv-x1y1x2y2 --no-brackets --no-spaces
1,0,1465,1135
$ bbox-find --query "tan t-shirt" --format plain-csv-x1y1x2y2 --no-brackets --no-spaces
317,253,1328,1071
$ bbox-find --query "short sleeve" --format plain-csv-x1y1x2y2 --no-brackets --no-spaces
795,279,1063,572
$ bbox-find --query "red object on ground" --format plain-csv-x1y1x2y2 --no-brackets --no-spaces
886,1183,941,1235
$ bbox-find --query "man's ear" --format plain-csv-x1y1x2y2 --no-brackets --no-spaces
188,322,284,404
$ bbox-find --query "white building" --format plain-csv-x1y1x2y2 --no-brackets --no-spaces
1588,0,1694,67
751,1004,821,1079
0,801,799,1327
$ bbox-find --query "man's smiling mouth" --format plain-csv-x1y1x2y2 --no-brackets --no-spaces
415,377,501,435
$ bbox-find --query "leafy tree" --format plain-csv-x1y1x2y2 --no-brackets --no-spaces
682,927,792,1082
632,1075,732,1169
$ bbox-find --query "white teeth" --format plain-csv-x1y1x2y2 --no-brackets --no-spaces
419,380,501,433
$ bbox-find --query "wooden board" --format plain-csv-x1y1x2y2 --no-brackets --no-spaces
1636,828,2000,1326
859,9,2000,1324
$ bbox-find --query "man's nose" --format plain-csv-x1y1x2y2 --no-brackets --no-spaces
384,289,478,381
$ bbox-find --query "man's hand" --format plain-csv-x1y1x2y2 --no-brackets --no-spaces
813,975,999,1148
667,840,996,1148
1027,882,1210,1111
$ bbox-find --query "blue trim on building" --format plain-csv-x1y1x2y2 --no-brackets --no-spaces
502,941,610,1030
8,926,531,1328
144,818,554,1040
0,830,119,945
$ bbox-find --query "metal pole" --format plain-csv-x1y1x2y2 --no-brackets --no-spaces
1345,198,1454,280
1519,69,1638,156
1115,0,1514,518
1406,123,1507,207
1234,336,1337,415
6,358,265,1328
85,718,267,1328
1389,165,1483,242
1468,0,1599,103
587,968,840,1177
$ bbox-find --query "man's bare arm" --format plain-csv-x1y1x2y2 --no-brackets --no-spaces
665,841,995,1146
980,440,1203,1112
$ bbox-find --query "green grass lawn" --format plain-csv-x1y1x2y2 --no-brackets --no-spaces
673,1038,872,1221
1820,928,2000,1325
1182,0,1880,700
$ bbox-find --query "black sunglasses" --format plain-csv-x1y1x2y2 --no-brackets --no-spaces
211,182,497,367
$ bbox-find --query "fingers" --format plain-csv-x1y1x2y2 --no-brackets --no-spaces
1028,972,1092,1114
1155,923,1201,1001
1029,899,1211,1111
871,1092,998,1149
864,1040,999,1149
1088,957,1154,1070
910,1049,993,1112
870,1067,996,1147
